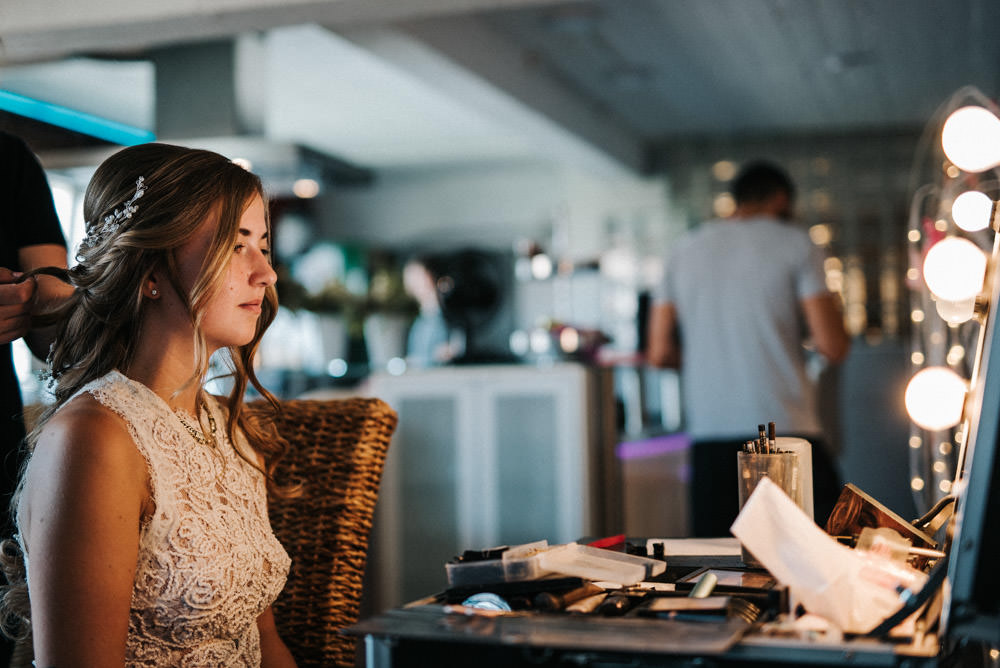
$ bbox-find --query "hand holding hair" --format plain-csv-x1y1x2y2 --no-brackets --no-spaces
0,266,36,344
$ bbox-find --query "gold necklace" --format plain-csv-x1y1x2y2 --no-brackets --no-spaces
176,400,218,447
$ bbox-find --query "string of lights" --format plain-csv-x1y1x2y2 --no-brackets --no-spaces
905,87,1000,511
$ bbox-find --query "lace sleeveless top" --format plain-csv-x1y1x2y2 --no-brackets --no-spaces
21,371,291,666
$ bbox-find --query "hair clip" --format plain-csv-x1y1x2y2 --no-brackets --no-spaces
80,176,146,251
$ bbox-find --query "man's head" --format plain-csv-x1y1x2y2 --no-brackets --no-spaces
731,161,795,220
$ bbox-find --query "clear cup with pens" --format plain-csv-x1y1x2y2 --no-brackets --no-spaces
736,422,803,568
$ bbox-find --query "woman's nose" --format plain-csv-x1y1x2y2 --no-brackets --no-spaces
254,252,278,286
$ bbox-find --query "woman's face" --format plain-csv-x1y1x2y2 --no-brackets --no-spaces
178,194,276,351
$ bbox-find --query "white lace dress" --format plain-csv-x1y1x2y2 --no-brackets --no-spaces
20,370,291,667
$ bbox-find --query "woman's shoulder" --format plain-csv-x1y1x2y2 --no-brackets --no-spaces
25,394,149,512
20,394,153,555
39,393,138,457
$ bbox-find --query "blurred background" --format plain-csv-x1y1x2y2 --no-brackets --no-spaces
4,0,999,609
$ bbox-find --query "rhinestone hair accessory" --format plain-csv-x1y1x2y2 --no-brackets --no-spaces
80,176,146,251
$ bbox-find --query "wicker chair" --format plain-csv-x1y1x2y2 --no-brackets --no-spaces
250,397,397,668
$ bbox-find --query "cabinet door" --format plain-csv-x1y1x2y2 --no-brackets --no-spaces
366,364,611,610
369,389,464,608
493,390,563,545
486,370,594,547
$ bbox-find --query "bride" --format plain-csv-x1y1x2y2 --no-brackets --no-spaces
4,143,298,666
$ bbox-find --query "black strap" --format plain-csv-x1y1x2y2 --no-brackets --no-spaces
865,555,949,638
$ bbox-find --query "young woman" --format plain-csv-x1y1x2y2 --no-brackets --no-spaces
4,143,297,666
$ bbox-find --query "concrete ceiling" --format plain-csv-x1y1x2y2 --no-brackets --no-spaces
2,0,999,176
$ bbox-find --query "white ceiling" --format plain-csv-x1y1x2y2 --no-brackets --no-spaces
264,24,615,170
2,0,999,175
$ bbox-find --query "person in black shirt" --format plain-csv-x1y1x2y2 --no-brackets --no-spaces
0,131,69,537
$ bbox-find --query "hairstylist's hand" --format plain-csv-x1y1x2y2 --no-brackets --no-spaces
0,266,36,345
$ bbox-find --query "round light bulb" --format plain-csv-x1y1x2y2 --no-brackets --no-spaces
530,253,553,280
942,106,1000,173
952,190,994,232
935,296,977,324
905,367,968,431
922,237,987,302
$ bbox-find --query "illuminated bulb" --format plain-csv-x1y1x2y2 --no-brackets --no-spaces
713,192,736,218
942,106,1000,173
559,327,580,353
529,328,551,354
905,367,968,431
946,344,966,365
326,358,348,378
936,298,976,324
952,191,993,231
386,357,407,376
712,160,736,181
509,330,530,356
923,237,987,323
530,254,553,280
293,178,320,199
809,224,832,246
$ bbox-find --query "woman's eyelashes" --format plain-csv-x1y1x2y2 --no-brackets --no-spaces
233,242,270,258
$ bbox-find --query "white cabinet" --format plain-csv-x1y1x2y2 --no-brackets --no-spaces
362,363,617,611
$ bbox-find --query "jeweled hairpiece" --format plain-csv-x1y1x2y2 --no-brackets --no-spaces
80,176,146,251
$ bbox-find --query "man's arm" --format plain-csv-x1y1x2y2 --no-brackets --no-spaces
801,293,850,364
14,243,71,359
646,302,681,369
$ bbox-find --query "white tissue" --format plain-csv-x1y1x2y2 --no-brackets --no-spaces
730,477,927,633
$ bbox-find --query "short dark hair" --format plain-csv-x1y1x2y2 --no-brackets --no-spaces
407,252,447,280
731,161,795,204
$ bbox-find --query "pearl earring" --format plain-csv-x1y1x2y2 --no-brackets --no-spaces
151,289,158,297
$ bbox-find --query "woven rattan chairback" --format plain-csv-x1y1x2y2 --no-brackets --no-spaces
250,397,397,668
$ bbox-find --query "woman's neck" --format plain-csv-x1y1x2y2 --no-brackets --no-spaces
125,324,207,413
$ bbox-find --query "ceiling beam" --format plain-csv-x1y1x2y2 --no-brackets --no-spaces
0,0,569,64
345,16,645,175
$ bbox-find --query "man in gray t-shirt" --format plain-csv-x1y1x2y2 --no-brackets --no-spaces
647,161,850,536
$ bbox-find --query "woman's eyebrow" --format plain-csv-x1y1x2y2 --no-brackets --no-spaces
237,227,269,240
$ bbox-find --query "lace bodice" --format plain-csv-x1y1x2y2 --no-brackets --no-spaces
24,371,290,666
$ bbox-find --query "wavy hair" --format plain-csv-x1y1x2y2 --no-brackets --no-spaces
1,142,293,638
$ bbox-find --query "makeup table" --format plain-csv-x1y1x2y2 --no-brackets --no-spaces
346,537,942,668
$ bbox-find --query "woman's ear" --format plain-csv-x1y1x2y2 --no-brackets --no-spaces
143,277,160,299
